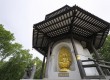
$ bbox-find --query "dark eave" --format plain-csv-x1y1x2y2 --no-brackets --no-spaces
33,5,110,56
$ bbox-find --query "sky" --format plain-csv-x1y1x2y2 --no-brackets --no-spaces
0,0,110,60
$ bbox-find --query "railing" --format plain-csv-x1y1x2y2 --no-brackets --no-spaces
80,58,105,79
97,60,110,76
79,58,110,79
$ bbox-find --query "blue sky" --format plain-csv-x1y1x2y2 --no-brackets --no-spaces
0,0,110,60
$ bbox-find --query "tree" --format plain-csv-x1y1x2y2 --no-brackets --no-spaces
22,57,43,79
0,49,32,80
33,57,43,79
0,24,15,61
99,35,110,62
0,31,32,80
0,24,42,80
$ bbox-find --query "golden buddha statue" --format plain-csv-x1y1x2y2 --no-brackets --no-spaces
58,47,72,72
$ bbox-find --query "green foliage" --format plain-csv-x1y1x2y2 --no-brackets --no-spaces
34,57,43,79
0,24,42,80
0,24,15,61
0,24,14,42
0,50,32,80
99,35,110,61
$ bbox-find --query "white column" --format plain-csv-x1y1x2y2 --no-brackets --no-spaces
45,43,51,78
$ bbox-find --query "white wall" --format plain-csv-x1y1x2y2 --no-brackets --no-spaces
46,39,81,79
45,39,99,80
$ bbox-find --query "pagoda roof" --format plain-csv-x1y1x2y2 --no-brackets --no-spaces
33,5,110,56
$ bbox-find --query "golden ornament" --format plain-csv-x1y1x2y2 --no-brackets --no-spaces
58,47,72,72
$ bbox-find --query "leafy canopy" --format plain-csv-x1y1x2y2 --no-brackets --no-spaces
99,35,110,62
0,24,42,80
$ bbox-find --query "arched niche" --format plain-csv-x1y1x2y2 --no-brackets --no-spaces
51,40,76,72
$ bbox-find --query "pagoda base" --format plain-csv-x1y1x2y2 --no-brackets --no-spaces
45,39,100,80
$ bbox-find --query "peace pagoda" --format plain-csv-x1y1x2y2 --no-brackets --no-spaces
33,5,110,80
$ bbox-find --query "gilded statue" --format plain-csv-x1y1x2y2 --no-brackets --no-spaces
58,47,72,72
